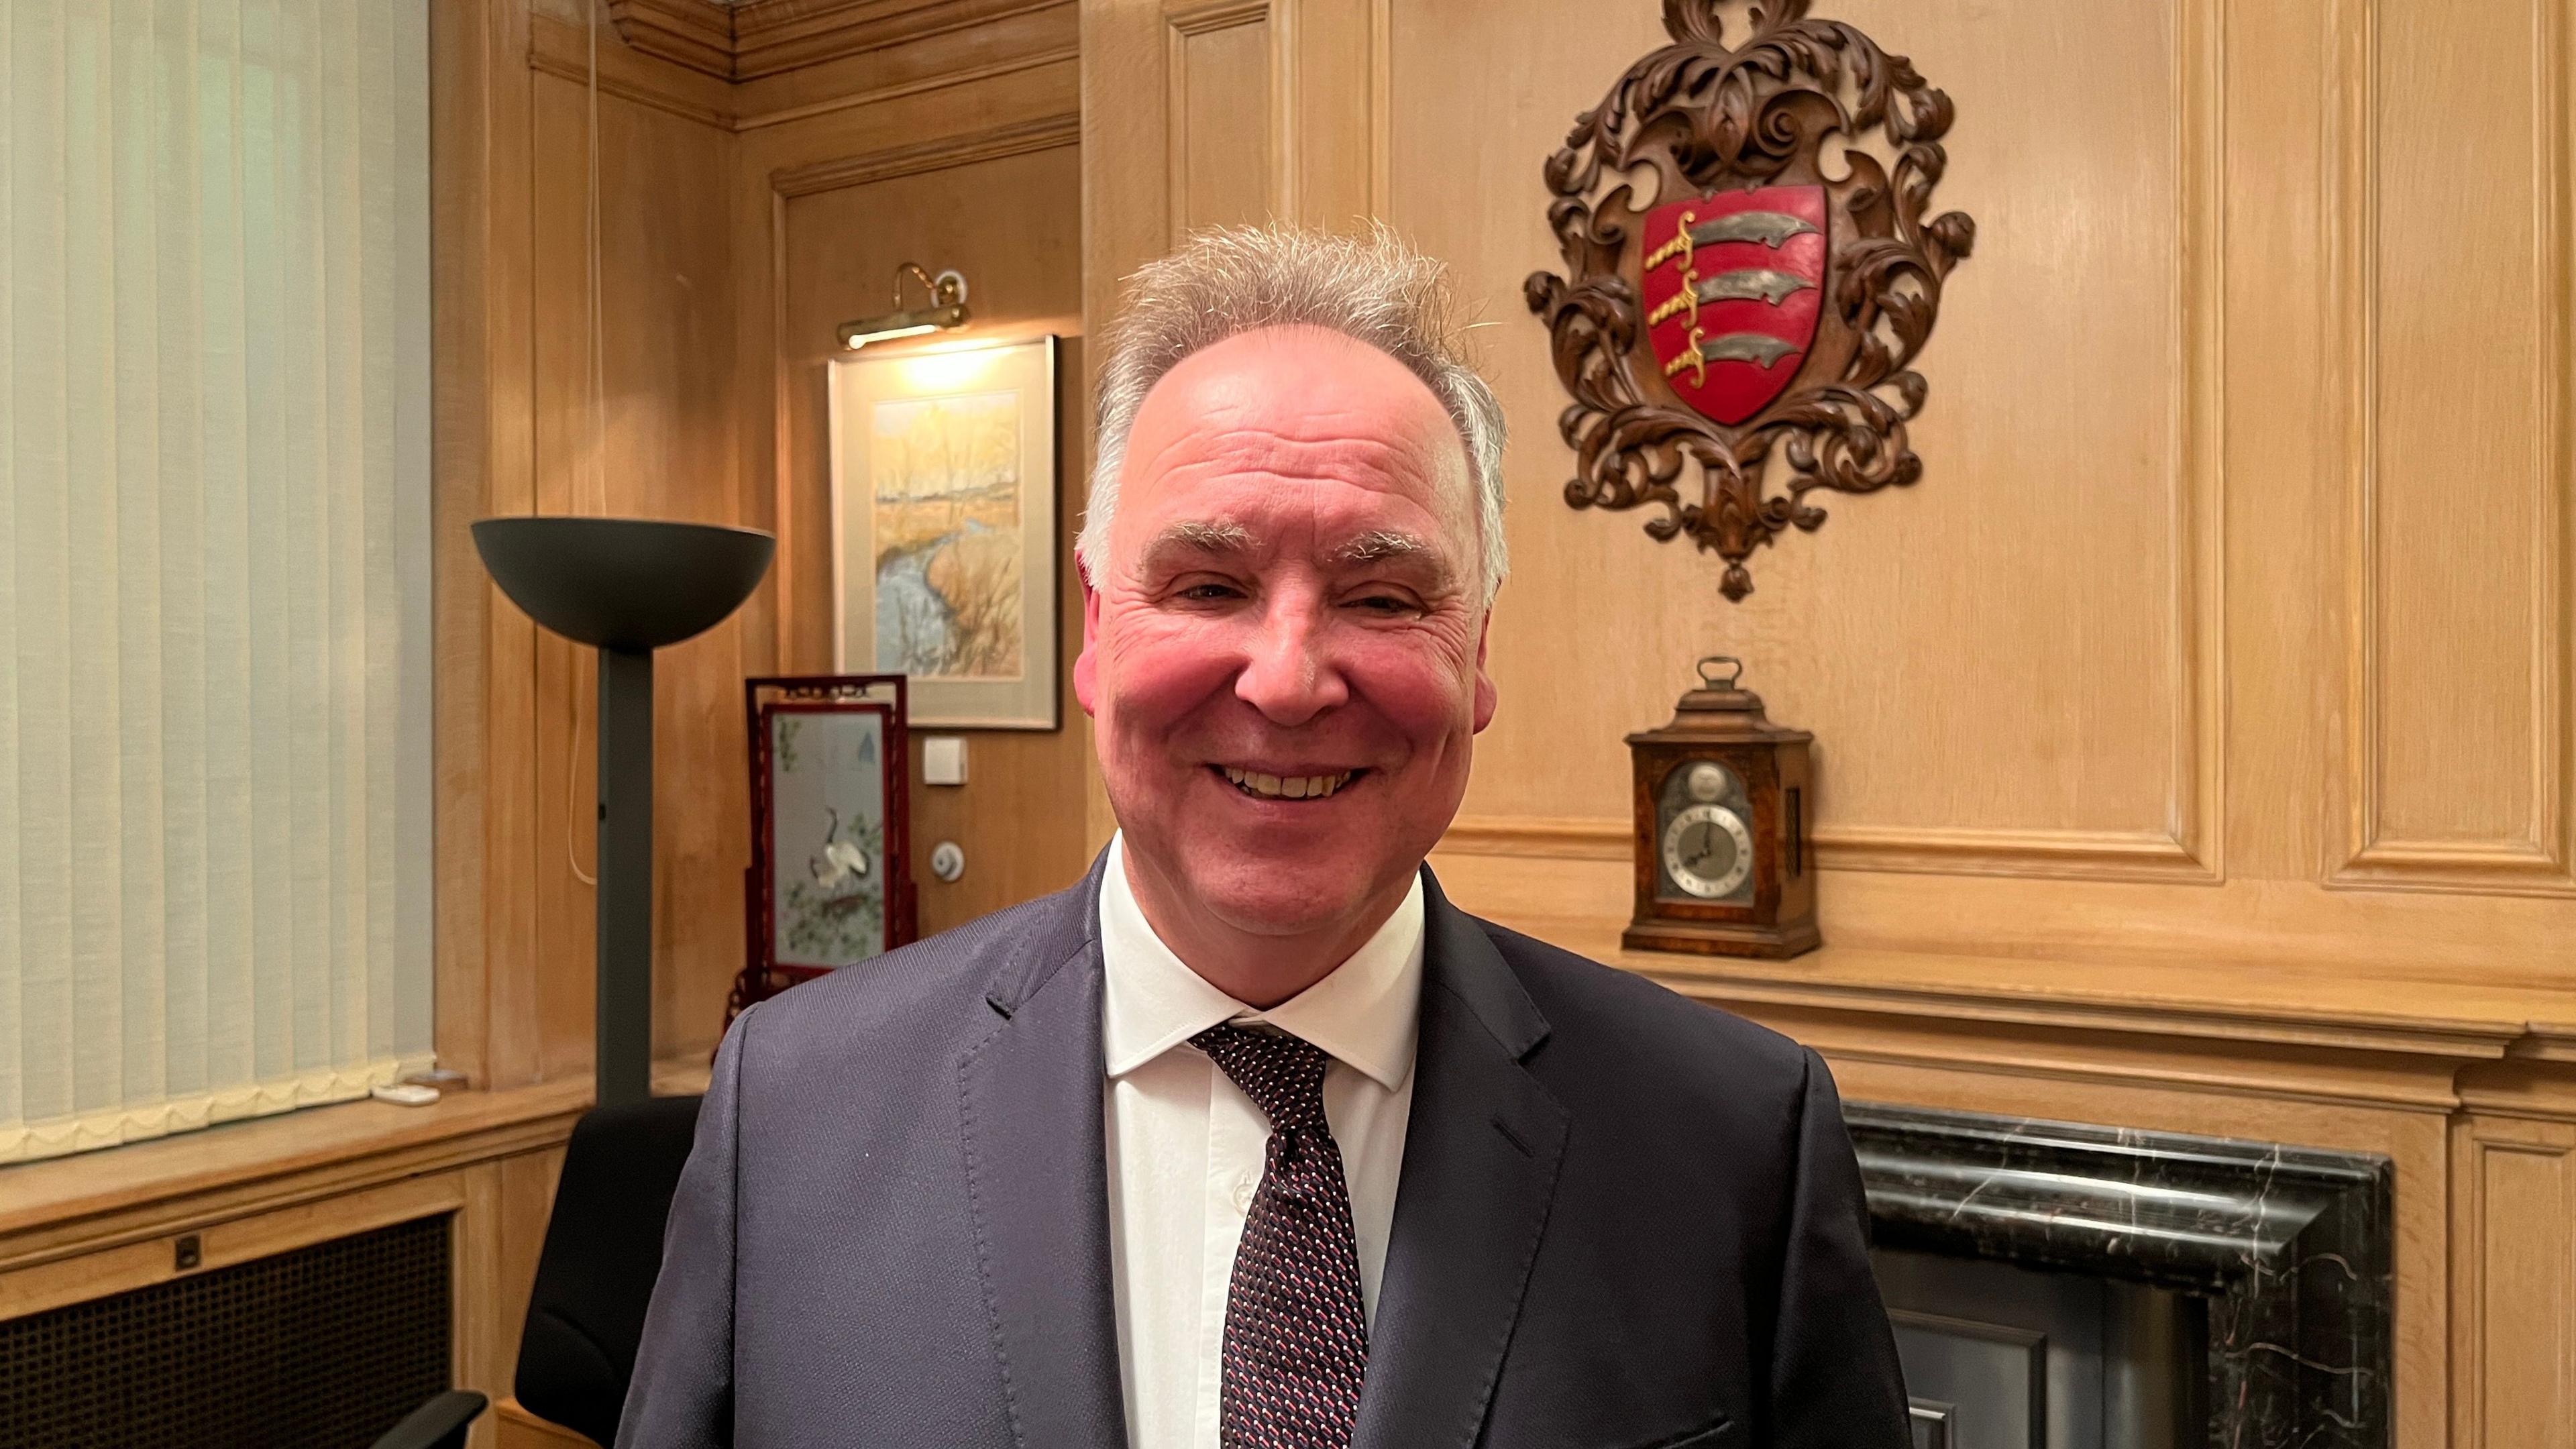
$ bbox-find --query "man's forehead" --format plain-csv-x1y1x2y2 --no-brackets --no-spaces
1139,423,1433,485
1124,350,1468,499
1120,466,1464,553
1132,328,1456,452
1114,327,1478,566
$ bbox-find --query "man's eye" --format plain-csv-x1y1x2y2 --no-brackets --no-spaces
1177,582,1242,601
1349,594,1416,614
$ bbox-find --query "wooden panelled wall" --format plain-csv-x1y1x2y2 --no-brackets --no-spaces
435,0,1088,1103
430,8,1083,1434
1080,0,2576,1442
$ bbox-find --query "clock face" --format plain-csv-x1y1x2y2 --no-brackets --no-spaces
1661,802,1755,900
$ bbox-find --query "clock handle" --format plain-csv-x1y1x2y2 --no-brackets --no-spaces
1697,655,1743,688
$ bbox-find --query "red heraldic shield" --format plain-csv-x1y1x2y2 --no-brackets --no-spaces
1640,186,1828,425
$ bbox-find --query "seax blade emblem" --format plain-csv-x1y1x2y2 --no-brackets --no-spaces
1640,186,1827,425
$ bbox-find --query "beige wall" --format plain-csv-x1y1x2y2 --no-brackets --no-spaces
1080,0,2576,1439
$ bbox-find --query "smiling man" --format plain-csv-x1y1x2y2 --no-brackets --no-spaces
619,226,1909,1449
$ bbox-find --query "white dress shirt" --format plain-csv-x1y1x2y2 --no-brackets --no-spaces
1098,833,1424,1449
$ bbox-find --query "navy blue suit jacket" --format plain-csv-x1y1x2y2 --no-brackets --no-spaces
619,857,1909,1448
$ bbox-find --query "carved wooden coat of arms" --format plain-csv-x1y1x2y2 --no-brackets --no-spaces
1526,0,1975,599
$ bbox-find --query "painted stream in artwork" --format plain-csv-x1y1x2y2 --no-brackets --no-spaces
875,527,967,676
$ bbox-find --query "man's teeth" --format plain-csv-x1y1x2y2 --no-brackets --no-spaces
1220,767,1355,800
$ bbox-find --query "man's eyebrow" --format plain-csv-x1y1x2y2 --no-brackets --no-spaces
1336,529,1433,564
1136,519,1257,570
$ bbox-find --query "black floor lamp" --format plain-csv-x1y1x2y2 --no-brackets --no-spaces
472,517,775,1108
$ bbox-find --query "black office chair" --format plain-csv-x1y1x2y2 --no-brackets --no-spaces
511,1093,706,1446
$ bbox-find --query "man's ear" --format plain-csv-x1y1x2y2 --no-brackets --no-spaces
1471,604,1498,733
1072,564,1102,716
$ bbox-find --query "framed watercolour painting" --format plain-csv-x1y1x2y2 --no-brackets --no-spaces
730,675,917,1024
828,336,1059,729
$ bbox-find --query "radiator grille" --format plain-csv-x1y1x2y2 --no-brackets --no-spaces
0,1213,453,1449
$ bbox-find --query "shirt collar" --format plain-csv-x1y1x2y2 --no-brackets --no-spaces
1097,833,1424,1092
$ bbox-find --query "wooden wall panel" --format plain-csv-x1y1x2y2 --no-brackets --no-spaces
2453,1115,2576,1448
528,69,746,1067
773,142,1091,932
1167,0,1277,237
414,7,1089,1445
732,56,1080,665
453,1146,570,1449
439,0,754,1087
432,0,513,1097
1272,0,1381,228
2340,0,2575,892
1071,0,2576,981
454,1,1093,1087
1387,0,2222,881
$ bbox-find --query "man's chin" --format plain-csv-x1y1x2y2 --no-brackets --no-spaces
1185,863,1388,943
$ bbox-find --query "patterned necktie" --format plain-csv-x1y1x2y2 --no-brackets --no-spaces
1191,1022,1371,1449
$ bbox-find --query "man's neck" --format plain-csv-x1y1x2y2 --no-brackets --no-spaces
1116,844,1409,1009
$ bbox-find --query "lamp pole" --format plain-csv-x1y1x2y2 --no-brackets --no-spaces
595,646,656,1107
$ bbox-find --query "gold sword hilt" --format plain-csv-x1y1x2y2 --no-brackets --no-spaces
1644,211,1705,335
1646,211,1707,386
1641,209,1699,272
1662,326,1709,388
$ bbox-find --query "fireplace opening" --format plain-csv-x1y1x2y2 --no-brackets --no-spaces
1875,1247,2208,1448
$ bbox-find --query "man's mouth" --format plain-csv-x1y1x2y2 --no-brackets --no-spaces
1215,765,1364,801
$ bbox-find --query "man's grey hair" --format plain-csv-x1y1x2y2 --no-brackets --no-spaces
1077,224,1509,602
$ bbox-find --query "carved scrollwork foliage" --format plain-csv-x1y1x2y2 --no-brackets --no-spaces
1525,0,1975,599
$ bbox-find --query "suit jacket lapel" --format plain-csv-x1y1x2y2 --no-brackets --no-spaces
958,855,1128,1449
1352,870,1569,1449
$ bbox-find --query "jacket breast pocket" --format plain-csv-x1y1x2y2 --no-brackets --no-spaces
1626,1416,1737,1449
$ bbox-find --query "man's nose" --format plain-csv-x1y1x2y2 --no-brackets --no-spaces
1233,596,1350,726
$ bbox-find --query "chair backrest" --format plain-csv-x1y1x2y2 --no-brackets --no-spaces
513,1093,704,1447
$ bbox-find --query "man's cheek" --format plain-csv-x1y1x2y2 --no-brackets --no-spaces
1102,614,1242,720
1344,639,1479,728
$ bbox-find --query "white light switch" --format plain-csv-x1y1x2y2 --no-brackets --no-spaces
923,735,968,786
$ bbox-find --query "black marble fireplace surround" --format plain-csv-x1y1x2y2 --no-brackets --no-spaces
1847,1104,2394,1449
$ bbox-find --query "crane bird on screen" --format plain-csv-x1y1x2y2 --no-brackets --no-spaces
810,806,871,893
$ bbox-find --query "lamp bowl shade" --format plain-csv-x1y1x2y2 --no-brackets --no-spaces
472,517,774,651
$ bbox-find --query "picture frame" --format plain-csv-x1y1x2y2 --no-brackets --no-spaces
729,674,918,1024
828,335,1060,729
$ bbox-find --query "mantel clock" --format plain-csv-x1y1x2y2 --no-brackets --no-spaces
1625,657,1819,958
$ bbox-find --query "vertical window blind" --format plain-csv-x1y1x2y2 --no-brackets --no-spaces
0,0,433,1164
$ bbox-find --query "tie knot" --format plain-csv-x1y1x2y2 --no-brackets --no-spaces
1191,1023,1332,1133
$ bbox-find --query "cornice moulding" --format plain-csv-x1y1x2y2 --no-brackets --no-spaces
611,0,1070,82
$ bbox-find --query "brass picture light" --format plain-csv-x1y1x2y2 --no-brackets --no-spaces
839,262,971,350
